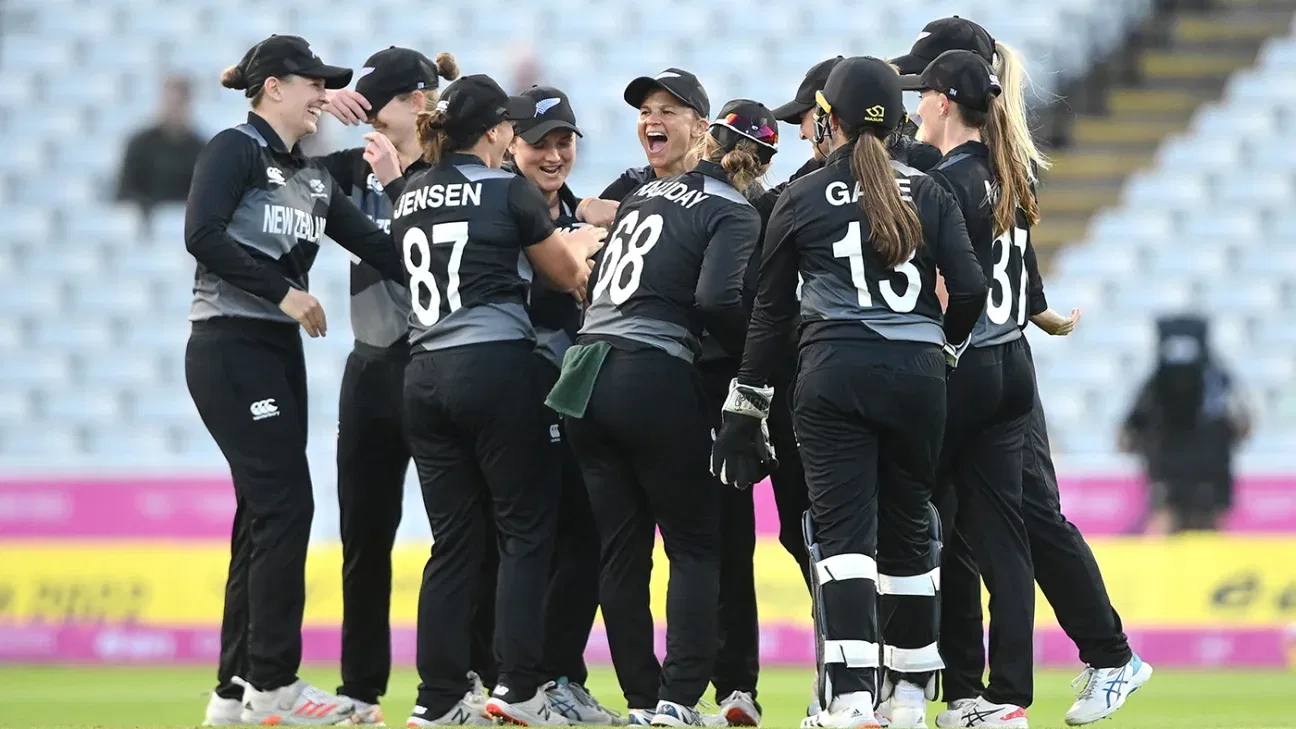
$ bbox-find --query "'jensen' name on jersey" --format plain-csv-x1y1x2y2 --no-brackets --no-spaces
633,179,710,209
392,182,483,219
262,205,327,242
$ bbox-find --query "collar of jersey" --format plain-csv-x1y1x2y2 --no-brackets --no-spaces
825,140,856,166
693,159,728,182
944,140,989,159
443,152,487,167
247,112,305,160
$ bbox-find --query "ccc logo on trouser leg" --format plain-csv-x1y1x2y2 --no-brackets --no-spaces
250,398,280,421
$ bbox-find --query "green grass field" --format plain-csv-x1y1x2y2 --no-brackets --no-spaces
1,665,1294,729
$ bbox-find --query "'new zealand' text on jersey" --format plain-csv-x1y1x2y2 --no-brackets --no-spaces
317,147,409,348
738,142,987,385
928,141,1037,348
390,153,556,354
579,160,762,363
189,123,331,323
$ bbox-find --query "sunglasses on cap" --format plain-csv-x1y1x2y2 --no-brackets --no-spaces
714,112,778,149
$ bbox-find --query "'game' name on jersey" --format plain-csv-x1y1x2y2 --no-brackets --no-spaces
825,178,913,206
262,205,327,242
633,179,710,209
392,182,483,219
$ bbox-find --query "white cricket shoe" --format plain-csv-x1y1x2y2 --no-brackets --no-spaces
486,682,570,726
629,709,657,725
651,701,710,727
350,699,386,725
240,680,356,726
203,694,244,726
933,700,974,729
1064,655,1153,726
545,678,624,725
953,697,1027,728
407,699,495,726
718,691,761,727
801,693,881,728
881,682,927,729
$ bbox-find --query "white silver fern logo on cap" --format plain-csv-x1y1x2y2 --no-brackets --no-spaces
436,99,449,112
357,67,376,79
535,97,561,116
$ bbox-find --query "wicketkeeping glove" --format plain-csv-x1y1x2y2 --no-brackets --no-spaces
710,379,779,489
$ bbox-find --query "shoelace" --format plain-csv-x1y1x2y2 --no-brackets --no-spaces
1071,667,1099,701
569,684,623,720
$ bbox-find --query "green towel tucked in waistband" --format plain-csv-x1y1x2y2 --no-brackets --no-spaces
545,341,612,419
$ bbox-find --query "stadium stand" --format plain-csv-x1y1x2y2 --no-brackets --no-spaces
1,0,1292,516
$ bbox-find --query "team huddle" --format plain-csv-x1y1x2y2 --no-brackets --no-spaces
186,15,1152,729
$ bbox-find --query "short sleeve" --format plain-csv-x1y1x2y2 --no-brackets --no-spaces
508,176,557,247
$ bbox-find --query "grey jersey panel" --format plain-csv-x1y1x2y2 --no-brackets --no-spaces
799,271,944,345
412,302,534,353
191,126,331,322
702,176,752,206
578,301,696,363
347,172,410,347
455,165,516,183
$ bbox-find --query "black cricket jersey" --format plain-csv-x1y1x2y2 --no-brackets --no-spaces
389,152,556,354
185,113,405,323
737,141,988,385
315,147,410,348
600,164,655,203
579,160,762,363
927,141,1045,348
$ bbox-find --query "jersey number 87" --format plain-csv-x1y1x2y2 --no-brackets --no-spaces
404,222,469,326
592,210,664,305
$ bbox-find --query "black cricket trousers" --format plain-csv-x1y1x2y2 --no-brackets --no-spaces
699,360,761,705
936,336,1037,709
334,340,499,704
405,340,560,717
186,318,313,697
939,342,1131,703
566,347,723,710
768,373,812,591
794,340,946,705
540,360,602,687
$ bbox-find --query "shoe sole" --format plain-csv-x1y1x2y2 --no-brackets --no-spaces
724,707,760,727
486,703,564,726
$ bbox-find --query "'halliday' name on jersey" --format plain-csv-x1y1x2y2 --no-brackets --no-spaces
634,179,710,209
392,182,483,219
263,205,327,241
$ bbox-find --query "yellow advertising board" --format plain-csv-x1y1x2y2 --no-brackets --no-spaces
1,535,1295,626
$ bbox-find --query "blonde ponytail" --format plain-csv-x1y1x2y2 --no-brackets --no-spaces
983,98,1040,236
415,109,452,164
689,132,772,195
850,132,922,268
992,41,1050,176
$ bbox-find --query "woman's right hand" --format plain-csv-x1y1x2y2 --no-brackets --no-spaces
279,288,328,337
322,89,371,126
567,225,608,259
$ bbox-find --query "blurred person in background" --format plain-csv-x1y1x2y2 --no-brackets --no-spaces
115,75,206,216
1120,315,1252,534
316,45,462,726
510,45,545,93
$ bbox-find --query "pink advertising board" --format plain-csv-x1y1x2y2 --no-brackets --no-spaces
4,474,1296,538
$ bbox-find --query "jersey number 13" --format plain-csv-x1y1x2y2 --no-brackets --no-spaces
833,220,921,312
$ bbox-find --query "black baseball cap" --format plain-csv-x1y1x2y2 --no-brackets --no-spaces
355,47,440,120
436,74,533,137
624,68,710,118
892,16,996,76
514,86,582,144
815,56,905,132
772,56,844,124
900,50,1002,113
229,35,352,98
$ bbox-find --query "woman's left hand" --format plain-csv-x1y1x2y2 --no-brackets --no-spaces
363,132,404,186
323,89,371,126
